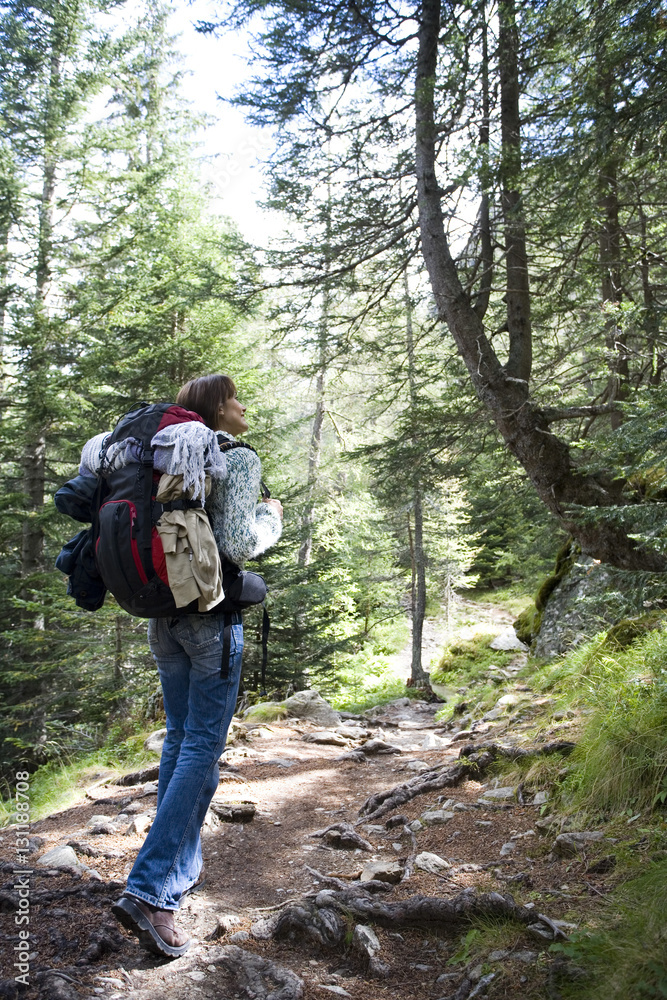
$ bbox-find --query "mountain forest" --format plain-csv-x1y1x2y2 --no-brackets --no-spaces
0,1,666,998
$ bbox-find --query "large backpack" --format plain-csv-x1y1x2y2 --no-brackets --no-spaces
94,402,204,617
55,402,268,619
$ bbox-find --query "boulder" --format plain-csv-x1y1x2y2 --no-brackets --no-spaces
335,724,370,739
553,831,605,857
144,729,167,755
533,552,655,659
125,814,153,837
85,814,120,834
420,809,456,825
489,628,528,651
359,738,402,755
421,733,450,749
302,730,349,746
283,690,341,727
209,800,257,823
404,759,430,771
353,923,381,959
479,786,516,801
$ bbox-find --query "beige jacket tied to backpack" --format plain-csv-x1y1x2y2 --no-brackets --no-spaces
155,474,223,612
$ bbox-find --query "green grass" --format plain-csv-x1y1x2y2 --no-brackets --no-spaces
520,623,667,815
447,916,535,968
551,861,667,1000
331,677,426,714
243,702,289,723
430,632,515,686
0,725,160,827
466,584,536,617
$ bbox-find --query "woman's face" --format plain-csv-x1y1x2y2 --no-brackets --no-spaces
217,393,248,437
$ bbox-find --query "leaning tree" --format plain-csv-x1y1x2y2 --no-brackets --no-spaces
201,0,667,570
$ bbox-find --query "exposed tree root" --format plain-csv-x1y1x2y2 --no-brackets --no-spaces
358,741,576,822
458,740,577,762
251,881,561,954
210,944,304,1000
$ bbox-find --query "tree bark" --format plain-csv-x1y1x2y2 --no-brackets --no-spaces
473,5,492,321
404,271,431,687
298,365,326,568
498,0,531,381
414,0,665,571
22,45,60,585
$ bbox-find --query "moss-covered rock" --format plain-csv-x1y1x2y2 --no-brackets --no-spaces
514,604,542,646
513,539,667,659
512,540,577,648
535,539,579,612
603,612,666,650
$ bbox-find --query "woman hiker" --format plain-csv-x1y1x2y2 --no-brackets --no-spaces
112,374,283,957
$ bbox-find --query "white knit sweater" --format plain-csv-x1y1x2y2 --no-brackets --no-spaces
206,432,282,568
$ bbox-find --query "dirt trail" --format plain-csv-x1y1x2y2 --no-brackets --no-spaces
0,612,618,1000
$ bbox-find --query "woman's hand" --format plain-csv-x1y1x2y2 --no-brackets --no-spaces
265,498,283,521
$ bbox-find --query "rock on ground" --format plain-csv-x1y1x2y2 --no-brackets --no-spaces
283,690,341,726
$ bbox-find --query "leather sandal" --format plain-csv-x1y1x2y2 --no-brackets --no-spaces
181,864,207,898
112,895,190,958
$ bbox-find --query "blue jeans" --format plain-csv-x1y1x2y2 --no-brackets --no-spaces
125,611,243,910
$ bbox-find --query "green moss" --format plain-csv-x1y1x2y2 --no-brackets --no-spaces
603,612,665,650
512,539,578,646
430,633,514,686
242,702,289,723
535,538,578,612
514,604,543,645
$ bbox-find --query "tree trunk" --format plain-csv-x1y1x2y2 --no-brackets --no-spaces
414,0,665,571
408,494,429,686
404,269,430,687
21,45,60,586
0,218,9,412
498,0,531,381
299,170,332,568
114,615,124,688
298,355,326,568
473,5,492,321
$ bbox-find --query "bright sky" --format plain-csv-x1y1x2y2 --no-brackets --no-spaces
168,0,281,247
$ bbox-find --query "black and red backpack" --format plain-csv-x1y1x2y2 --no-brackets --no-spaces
55,402,267,618
95,402,206,617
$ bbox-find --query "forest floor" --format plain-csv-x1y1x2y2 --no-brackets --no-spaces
0,601,623,1000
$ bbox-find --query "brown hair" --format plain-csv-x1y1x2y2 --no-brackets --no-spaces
176,374,236,430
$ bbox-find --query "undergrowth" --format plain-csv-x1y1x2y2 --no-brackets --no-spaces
332,678,426,713
0,725,159,826
466,584,536,617
430,633,515,686
523,622,667,814
551,861,667,1000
